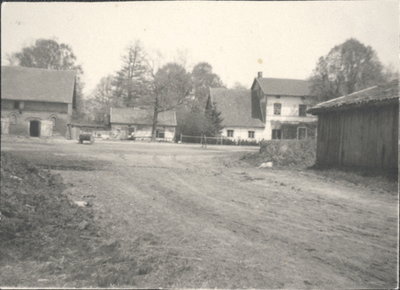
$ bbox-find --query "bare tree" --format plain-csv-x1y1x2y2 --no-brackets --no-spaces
231,82,248,90
147,63,192,141
191,62,224,109
85,75,119,123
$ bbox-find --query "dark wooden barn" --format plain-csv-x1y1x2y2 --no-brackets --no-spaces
308,80,399,172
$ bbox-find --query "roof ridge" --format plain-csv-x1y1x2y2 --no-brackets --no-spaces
2,65,77,74
259,77,308,82
316,85,379,107
346,85,377,97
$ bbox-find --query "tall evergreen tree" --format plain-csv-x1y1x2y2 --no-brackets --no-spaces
204,103,223,137
112,41,152,107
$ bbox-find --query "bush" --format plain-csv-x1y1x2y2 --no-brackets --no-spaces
258,139,316,167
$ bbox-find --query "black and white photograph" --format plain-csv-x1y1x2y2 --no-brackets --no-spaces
0,1,398,288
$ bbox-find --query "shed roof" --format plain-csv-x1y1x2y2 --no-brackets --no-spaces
308,79,399,114
252,77,312,96
110,107,177,126
209,88,264,128
1,66,76,104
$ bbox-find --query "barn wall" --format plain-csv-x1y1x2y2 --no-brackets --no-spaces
0,109,69,137
1,100,68,113
1,99,71,137
316,104,398,170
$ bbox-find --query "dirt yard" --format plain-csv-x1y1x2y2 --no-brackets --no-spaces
1,137,398,288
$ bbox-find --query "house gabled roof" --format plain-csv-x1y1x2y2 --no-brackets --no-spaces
308,79,399,114
1,66,76,104
209,88,264,128
110,107,177,126
251,77,313,96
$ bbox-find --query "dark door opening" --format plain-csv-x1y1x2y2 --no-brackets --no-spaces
30,120,40,137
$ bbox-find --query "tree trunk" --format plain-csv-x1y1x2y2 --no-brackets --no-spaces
151,101,159,142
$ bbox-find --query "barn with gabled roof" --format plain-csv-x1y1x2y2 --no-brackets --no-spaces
1,66,77,137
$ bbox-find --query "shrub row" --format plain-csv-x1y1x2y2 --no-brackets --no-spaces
258,139,316,167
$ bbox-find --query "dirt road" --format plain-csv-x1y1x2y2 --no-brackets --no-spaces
1,138,398,288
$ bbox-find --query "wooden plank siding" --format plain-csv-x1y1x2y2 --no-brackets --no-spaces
316,104,398,170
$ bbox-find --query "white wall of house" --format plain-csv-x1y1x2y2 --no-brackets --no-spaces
263,95,317,140
221,127,265,141
111,123,176,141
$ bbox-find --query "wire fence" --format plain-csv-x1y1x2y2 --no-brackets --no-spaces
179,134,260,146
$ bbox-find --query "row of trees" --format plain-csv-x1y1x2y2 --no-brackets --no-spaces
7,38,397,140
309,38,397,101
8,39,225,140
7,39,86,120
86,41,225,138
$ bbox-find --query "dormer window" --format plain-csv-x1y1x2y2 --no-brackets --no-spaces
274,103,281,115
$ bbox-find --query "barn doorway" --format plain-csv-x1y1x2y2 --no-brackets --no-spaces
29,120,40,137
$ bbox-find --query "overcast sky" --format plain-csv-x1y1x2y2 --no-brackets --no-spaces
2,1,399,95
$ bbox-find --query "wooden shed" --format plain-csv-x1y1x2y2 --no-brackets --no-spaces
308,80,399,172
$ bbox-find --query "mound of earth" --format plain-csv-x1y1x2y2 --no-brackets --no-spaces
0,152,138,287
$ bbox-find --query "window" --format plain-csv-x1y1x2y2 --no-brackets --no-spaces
272,129,281,140
156,129,165,138
227,130,234,137
297,127,307,140
299,104,307,117
9,113,17,125
248,131,255,138
14,101,20,109
49,115,57,127
273,103,281,115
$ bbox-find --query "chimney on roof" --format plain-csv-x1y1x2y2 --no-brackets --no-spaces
257,71,263,78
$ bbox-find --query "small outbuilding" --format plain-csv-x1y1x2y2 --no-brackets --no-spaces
110,107,177,141
308,80,399,172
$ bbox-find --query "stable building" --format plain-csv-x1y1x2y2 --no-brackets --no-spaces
110,107,177,141
308,79,399,172
1,66,77,137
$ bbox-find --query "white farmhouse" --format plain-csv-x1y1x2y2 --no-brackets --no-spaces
207,72,317,141
207,88,265,141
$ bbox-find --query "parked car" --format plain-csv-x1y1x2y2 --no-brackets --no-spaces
79,129,94,144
